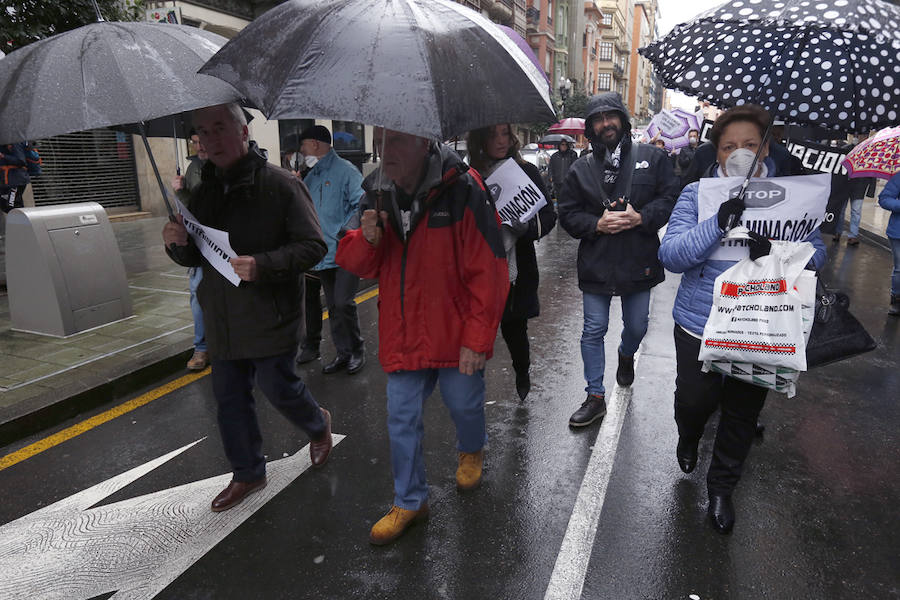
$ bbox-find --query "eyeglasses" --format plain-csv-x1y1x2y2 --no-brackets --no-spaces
189,139,200,145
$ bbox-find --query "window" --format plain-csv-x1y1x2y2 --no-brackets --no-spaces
601,13,612,26
599,42,612,61
598,73,611,90
332,121,365,153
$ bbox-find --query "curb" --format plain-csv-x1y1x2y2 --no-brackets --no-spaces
0,348,194,449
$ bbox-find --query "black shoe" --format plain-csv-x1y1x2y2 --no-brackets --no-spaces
755,421,766,437
347,350,366,374
889,294,900,317
708,494,735,534
515,371,531,401
569,394,607,427
322,355,350,374
616,351,634,386
296,346,320,364
676,437,698,473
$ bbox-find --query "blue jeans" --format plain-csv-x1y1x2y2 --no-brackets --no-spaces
834,197,864,237
581,290,651,396
386,368,487,510
189,267,206,352
891,238,900,296
848,197,864,238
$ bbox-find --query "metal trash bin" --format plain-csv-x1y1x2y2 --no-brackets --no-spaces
5,202,133,337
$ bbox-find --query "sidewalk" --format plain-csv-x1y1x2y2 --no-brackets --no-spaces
0,216,196,447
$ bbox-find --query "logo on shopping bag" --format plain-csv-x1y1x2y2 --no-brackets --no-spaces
728,181,787,209
720,278,788,298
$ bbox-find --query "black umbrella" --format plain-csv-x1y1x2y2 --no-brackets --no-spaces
539,133,577,145
199,0,555,140
639,0,900,134
0,21,244,214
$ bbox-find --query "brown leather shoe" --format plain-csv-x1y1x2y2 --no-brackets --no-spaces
369,503,429,545
187,350,209,371
210,477,267,512
310,408,332,467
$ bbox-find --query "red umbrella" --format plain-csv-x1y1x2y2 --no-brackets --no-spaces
547,118,585,136
841,126,900,180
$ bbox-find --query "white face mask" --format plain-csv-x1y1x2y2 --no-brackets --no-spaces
688,136,699,145
304,155,319,169
724,148,757,178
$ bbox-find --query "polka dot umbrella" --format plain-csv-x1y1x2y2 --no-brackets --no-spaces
638,0,900,134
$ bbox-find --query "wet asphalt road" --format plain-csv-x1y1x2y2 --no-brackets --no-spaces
0,227,897,600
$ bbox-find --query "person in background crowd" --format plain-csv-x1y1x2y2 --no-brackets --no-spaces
336,127,507,546
676,129,701,177
294,125,367,375
877,171,900,316
549,139,578,200
162,103,333,513
659,104,826,534
467,123,557,400
1,141,31,216
172,131,210,371
558,91,679,429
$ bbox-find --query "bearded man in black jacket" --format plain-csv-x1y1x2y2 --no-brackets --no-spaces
558,92,680,428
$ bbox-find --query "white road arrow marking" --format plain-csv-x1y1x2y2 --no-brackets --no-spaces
0,434,345,600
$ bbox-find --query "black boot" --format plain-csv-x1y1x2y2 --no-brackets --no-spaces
569,394,606,427
515,370,531,401
676,436,699,473
616,351,635,386
708,494,735,534
890,294,900,317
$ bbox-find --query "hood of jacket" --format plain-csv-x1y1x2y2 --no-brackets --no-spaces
583,91,632,146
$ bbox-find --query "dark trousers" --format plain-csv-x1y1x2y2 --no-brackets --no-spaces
673,325,767,496
303,268,363,356
500,317,530,375
211,352,327,482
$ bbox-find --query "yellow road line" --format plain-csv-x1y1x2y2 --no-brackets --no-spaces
0,369,210,472
322,286,379,320
0,286,379,471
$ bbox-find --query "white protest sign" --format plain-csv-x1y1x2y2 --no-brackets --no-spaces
697,173,830,261
652,110,686,137
485,158,547,225
175,197,241,287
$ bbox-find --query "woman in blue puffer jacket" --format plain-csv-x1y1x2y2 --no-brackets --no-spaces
659,105,826,534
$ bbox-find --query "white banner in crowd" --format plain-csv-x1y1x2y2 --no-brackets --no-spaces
485,158,547,225
175,197,241,287
697,173,830,261
650,110,686,137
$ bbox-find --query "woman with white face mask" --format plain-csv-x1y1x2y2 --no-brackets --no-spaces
658,105,827,534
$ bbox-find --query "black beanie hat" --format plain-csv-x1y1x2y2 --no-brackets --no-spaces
298,125,332,145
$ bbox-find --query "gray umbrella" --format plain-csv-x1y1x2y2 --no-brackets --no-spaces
0,22,244,214
199,0,555,139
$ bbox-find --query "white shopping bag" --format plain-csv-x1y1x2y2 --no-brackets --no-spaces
699,228,816,372
703,268,818,397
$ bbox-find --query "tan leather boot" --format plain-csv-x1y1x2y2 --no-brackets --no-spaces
456,449,484,490
369,503,429,545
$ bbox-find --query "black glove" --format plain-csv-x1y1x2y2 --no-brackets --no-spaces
747,231,772,261
717,196,745,231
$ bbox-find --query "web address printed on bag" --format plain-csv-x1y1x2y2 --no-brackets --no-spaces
717,304,796,314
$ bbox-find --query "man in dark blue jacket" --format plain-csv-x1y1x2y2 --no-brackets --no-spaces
558,92,679,427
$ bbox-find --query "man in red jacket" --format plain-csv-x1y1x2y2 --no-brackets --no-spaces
337,127,508,545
